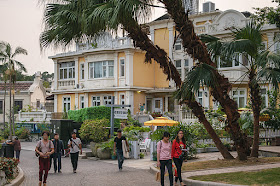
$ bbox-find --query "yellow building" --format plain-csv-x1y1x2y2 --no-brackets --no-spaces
50,8,280,122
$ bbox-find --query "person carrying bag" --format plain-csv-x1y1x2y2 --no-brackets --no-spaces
157,131,173,186
171,130,187,186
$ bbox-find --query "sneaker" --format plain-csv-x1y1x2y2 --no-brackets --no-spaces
58,171,62,173
73,170,77,173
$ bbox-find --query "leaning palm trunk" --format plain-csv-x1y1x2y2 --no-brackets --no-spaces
249,69,261,157
122,17,233,159
161,0,249,160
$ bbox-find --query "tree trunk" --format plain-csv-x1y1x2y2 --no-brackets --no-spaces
185,100,234,159
121,17,233,159
3,81,6,131
249,69,261,157
12,82,15,136
9,74,12,140
161,0,249,160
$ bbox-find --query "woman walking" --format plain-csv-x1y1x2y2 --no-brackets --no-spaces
157,131,173,186
171,130,186,186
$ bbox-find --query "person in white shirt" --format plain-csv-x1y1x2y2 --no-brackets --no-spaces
68,132,82,173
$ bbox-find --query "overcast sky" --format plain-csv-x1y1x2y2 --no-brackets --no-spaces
0,0,277,75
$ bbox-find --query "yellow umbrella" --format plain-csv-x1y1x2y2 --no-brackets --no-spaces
144,117,179,126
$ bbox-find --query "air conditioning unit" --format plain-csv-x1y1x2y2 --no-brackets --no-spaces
203,1,215,13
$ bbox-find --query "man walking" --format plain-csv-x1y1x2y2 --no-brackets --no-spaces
7,137,21,161
68,132,82,173
113,129,129,171
51,134,64,173
35,131,54,186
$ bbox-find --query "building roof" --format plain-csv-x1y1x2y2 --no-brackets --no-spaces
0,81,33,91
153,14,170,22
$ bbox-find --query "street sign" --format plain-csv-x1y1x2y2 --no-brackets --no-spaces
114,108,128,119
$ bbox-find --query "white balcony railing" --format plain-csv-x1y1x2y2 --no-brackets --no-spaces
18,110,52,123
58,79,75,89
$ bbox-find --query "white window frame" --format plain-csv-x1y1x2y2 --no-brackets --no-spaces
59,62,75,80
80,95,85,109
119,58,125,77
174,38,182,51
80,63,85,80
103,95,113,105
89,60,114,79
92,96,101,107
184,59,189,78
197,91,203,106
260,87,268,108
120,94,125,105
63,96,71,112
175,60,182,77
232,89,247,108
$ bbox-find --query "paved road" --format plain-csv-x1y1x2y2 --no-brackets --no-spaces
20,150,160,186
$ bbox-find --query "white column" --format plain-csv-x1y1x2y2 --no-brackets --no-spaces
125,51,134,87
267,32,274,51
85,93,89,108
74,57,79,87
165,95,169,113
84,57,89,80
54,95,58,112
53,60,58,90
150,29,155,43
75,93,79,110
114,91,118,104
127,90,134,114
114,53,118,87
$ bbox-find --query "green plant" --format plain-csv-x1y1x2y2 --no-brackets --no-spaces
196,143,210,148
100,138,115,151
126,110,141,127
68,106,120,128
0,158,19,180
15,127,30,140
79,119,109,143
140,152,144,159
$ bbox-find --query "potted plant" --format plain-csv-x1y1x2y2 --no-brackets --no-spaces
152,151,157,161
140,152,145,159
196,143,208,153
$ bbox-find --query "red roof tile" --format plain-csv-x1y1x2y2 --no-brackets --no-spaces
0,81,33,91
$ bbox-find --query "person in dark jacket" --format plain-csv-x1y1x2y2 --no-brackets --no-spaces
50,133,64,173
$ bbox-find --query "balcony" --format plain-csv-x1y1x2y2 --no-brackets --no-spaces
218,67,248,83
76,34,134,52
58,79,75,90
18,110,52,123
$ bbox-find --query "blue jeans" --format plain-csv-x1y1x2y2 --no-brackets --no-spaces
15,150,20,160
53,152,62,172
116,149,124,169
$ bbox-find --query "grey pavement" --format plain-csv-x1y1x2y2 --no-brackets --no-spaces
20,150,160,186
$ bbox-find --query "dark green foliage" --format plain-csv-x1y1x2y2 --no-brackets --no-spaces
79,119,109,143
15,127,30,140
68,106,120,128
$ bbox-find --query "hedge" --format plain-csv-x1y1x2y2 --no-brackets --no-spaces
68,106,120,127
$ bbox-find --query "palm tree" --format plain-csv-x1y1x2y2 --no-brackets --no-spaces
159,0,249,160
0,41,27,139
40,0,234,159
202,22,280,157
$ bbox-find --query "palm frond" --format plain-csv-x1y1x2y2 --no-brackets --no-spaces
12,47,28,58
258,67,280,90
13,60,27,73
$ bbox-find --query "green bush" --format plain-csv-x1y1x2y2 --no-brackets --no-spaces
79,119,109,143
151,123,198,159
15,127,30,140
123,126,151,133
100,138,115,151
68,106,120,128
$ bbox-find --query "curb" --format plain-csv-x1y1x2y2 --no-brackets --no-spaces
149,165,245,186
6,167,25,186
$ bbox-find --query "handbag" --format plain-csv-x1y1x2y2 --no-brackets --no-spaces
35,141,41,157
122,140,129,158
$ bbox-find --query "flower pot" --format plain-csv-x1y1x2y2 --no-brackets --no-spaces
196,148,206,153
206,147,219,152
111,155,117,160
97,148,111,159
90,142,97,157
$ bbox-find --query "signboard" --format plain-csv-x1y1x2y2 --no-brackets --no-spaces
114,108,128,119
